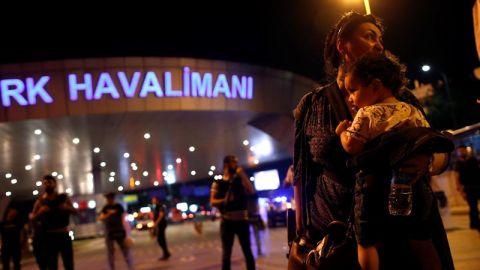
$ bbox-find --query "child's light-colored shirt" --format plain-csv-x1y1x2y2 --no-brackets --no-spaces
346,101,429,143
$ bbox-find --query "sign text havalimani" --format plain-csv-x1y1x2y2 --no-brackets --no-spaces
0,67,254,107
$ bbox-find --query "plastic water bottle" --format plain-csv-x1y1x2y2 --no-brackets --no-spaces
388,172,413,216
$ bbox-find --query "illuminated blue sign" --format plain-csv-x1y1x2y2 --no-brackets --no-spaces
1,76,53,106
0,67,254,107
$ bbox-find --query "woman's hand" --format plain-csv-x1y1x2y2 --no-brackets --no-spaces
335,120,351,136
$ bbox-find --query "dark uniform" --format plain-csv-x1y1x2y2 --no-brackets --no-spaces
454,156,480,229
153,202,170,259
212,174,255,270
1,209,22,270
32,194,74,270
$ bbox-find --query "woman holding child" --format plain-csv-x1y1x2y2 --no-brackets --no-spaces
291,11,454,270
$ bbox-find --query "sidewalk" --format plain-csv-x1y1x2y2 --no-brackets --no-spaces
443,205,480,270
4,209,480,270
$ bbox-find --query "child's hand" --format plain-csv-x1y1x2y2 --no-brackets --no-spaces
335,120,351,136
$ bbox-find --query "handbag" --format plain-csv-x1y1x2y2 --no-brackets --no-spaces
288,221,359,270
288,236,314,269
305,221,360,270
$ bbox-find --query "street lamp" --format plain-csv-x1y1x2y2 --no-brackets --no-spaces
421,64,457,127
345,0,371,14
363,0,371,14
421,65,431,72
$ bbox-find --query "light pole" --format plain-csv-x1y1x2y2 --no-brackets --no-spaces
345,0,371,15
363,0,371,14
421,65,457,128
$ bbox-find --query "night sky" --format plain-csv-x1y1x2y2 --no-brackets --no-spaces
1,0,479,128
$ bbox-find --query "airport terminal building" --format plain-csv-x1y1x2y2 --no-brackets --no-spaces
0,57,316,201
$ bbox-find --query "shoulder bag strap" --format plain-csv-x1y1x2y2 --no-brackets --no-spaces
324,82,353,122
324,82,356,231
298,91,313,234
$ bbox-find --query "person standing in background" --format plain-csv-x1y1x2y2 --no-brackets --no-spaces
283,165,294,188
99,192,134,270
247,193,264,257
210,155,256,270
30,175,77,270
454,145,480,230
151,196,171,260
1,206,22,270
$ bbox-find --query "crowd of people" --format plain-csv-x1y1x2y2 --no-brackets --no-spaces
0,155,266,270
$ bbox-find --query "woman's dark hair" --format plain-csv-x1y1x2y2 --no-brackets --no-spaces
323,11,384,79
349,51,408,95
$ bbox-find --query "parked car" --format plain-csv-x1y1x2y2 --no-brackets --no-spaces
134,211,154,230
266,196,290,227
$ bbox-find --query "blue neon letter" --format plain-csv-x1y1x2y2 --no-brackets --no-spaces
117,71,140,98
69,73,93,101
94,73,120,100
26,76,53,105
191,72,212,97
164,72,182,97
0,79,28,106
212,74,231,98
139,72,164,98
183,67,190,97
231,75,248,99
248,77,253,99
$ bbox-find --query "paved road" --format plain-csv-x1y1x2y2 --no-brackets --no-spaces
18,221,289,270
445,213,480,270
7,212,480,270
